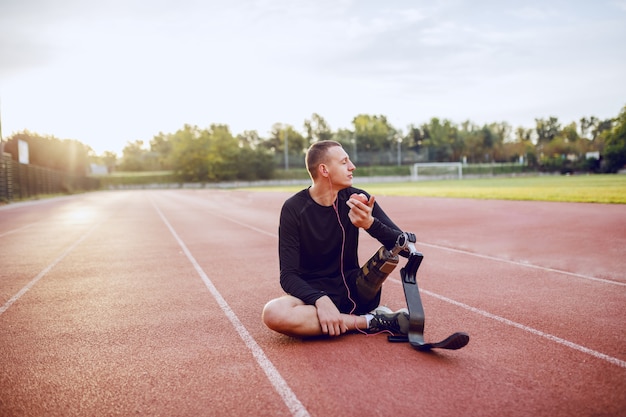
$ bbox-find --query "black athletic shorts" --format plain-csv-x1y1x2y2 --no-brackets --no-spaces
311,269,381,315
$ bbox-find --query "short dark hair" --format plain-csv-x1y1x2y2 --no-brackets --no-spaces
305,140,342,179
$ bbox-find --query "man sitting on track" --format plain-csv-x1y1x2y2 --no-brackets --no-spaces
262,140,410,338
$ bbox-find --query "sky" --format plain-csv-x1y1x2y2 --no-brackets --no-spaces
1,0,625,156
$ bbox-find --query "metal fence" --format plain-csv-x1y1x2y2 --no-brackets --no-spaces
0,153,100,202
274,148,428,169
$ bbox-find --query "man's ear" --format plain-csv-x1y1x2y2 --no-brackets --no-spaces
319,164,328,176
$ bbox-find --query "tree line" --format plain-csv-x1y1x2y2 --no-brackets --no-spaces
3,105,625,182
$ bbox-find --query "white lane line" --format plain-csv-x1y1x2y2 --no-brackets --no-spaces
213,215,277,238
422,288,626,369
207,210,626,369
0,221,103,316
421,289,626,369
200,208,623,288
0,222,36,238
389,278,626,369
150,197,310,417
418,242,625,287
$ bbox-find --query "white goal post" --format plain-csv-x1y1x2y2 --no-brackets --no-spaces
411,162,463,181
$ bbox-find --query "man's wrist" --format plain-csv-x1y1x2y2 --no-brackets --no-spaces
314,292,328,305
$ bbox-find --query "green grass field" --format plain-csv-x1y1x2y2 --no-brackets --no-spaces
246,174,626,204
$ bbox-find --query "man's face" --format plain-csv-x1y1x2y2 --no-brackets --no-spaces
325,146,356,188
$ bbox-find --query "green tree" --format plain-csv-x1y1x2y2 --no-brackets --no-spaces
170,125,209,181
458,122,484,163
330,128,358,162
489,122,511,162
561,122,580,143
119,140,152,171
420,118,458,162
580,116,598,140
535,117,561,146
157,124,275,181
261,123,307,169
352,114,396,153
237,130,263,149
405,124,424,153
270,123,307,155
501,126,535,164
304,113,333,144
150,132,174,170
601,106,626,173
207,124,239,181
102,151,117,173
235,146,275,180
4,131,91,175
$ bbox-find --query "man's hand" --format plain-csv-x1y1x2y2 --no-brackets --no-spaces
315,295,347,336
347,194,375,229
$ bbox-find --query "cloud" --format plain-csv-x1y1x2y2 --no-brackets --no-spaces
0,0,624,154
614,0,626,11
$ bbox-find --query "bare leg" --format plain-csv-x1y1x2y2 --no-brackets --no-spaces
262,295,367,337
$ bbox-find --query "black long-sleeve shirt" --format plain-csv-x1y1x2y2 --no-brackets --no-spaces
278,186,402,306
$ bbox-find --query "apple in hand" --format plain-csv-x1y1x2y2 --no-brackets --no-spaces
350,193,368,204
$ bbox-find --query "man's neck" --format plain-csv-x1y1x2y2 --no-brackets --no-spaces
309,182,338,207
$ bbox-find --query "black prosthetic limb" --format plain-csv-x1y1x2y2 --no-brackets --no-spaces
355,246,399,302
387,232,469,351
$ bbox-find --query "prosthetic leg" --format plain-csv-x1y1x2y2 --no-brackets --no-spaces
387,232,470,351
355,246,399,301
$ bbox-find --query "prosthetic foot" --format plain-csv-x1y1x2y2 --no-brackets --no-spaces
387,232,469,351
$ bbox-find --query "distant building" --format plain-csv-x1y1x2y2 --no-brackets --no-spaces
90,163,109,175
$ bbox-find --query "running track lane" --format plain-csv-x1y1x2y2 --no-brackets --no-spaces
1,192,300,416
0,190,624,417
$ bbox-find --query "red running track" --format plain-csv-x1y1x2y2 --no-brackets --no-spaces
0,190,624,417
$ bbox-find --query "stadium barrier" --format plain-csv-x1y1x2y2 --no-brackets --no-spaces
0,153,100,202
